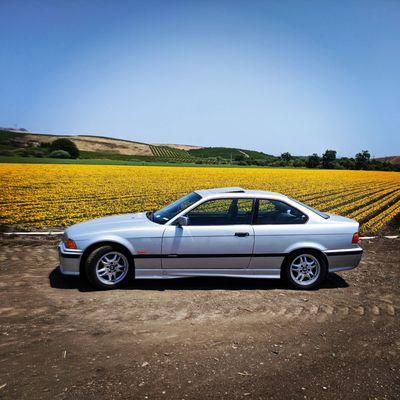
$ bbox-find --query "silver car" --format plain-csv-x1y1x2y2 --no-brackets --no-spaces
58,187,363,290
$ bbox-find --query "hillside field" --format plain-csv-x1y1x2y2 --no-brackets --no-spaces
188,146,276,161
0,164,399,233
149,145,194,161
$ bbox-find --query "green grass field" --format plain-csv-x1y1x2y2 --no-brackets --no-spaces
0,155,298,169
0,155,190,166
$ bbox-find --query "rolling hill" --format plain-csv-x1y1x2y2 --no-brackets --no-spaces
377,156,400,165
0,130,153,155
0,129,278,163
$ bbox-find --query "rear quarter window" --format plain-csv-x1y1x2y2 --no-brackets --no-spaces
256,199,308,225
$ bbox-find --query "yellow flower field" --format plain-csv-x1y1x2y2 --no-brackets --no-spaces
0,163,399,233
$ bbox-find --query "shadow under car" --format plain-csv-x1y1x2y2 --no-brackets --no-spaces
49,266,349,292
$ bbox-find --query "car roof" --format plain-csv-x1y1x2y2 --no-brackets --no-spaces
194,187,287,200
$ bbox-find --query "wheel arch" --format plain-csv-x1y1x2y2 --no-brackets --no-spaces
280,247,329,273
79,240,135,276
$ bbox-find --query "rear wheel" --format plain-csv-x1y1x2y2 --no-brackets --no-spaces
283,251,327,290
85,245,132,289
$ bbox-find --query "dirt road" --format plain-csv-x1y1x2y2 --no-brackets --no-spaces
0,236,399,399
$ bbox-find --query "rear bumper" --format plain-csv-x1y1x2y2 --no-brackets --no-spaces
58,242,82,276
324,248,363,273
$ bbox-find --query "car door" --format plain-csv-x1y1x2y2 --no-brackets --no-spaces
162,198,255,270
249,198,308,273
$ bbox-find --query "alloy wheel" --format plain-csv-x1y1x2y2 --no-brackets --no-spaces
95,251,129,285
289,254,320,286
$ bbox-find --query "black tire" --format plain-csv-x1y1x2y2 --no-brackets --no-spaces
283,250,327,290
84,245,133,290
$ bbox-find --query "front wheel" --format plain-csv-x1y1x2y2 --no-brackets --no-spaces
84,245,132,290
283,251,327,290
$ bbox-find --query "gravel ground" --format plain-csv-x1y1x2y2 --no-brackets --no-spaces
0,236,399,399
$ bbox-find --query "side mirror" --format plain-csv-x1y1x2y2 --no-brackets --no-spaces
176,215,189,227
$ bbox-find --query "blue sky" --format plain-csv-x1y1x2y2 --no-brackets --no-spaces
1,0,399,157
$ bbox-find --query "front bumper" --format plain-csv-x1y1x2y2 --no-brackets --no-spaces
324,247,363,272
58,242,82,276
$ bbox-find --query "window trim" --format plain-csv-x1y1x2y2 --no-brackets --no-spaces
178,197,257,226
253,198,309,225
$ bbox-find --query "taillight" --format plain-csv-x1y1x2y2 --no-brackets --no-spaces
352,232,359,244
65,239,77,249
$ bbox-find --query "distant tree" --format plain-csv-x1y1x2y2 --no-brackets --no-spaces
280,152,292,162
50,138,79,158
369,159,399,172
355,150,371,169
293,159,305,168
339,157,356,170
49,150,71,159
273,160,288,167
322,149,337,169
306,153,320,168
32,149,46,158
234,153,246,162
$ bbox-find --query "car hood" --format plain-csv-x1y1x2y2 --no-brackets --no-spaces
65,212,155,238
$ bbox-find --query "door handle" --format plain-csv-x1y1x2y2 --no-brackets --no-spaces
235,232,249,237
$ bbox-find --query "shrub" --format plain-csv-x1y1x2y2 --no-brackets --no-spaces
293,159,305,167
13,148,31,157
234,154,246,162
273,160,287,167
50,138,79,158
49,150,71,159
33,150,46,158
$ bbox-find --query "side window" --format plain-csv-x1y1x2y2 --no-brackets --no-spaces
187,198,254,226
256,199,307,225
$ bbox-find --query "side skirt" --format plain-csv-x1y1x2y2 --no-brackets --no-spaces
135,268,281,279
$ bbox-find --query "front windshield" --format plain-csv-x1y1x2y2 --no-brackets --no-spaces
289,197,330,219
150,192,202,224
